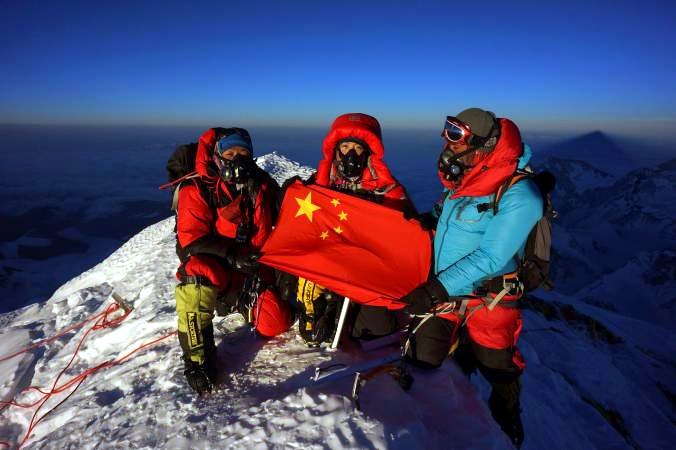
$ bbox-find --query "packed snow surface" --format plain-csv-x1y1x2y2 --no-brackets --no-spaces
0,153,674,449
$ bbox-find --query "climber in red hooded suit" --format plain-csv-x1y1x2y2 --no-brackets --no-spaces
294,113,414,347
314,113,411,209
174,127,292,395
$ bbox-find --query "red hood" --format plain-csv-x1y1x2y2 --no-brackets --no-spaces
441,118,523,198
315,113,398,190
195,128,221,178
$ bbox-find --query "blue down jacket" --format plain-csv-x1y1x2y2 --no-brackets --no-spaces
433,145,543,296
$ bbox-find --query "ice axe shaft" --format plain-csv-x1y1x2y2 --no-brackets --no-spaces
350,363,414,410
351,372,364,410
112,292,133,313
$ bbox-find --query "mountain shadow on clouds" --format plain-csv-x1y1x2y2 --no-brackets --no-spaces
538,131,636,176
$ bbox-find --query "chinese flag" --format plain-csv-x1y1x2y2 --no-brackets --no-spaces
259,181,432,309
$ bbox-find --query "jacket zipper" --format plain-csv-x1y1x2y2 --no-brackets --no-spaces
435,196,459,275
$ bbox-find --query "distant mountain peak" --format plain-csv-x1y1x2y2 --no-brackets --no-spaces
254,151,315,185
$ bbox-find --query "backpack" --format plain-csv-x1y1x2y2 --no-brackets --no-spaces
160,143,211,211
167,142,199,186
491,169,556,292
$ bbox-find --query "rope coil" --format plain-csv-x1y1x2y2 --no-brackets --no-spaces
0,299,176,449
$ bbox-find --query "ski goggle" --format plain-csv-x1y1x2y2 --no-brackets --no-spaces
441,116,473,144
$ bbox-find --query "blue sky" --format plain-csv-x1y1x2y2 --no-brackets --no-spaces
1,0,675,136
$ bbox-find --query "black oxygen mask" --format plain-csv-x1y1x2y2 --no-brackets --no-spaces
337,149,368,180
437,147,477,182
215,153,256,184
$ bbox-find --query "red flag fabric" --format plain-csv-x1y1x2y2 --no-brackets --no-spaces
259,181,431,309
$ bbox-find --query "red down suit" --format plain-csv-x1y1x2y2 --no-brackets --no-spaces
175,128,290,337
177,128,275,288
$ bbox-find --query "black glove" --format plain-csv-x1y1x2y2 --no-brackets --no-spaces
281,175,301,191
403,209,438,231
402,206,419,221
417,212,439,231
281,175,312,191
275,270,298,303
400,278,449,315
227,251,260,275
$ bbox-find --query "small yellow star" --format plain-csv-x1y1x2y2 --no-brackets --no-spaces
334,225,343,234
338,211,348,221
330,198,341,207
320,231,329,240
295,192,321,222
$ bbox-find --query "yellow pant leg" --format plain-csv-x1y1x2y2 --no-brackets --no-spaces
297,277,326,332
176,283,218,363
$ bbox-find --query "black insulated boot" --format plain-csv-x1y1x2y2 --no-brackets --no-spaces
178,327,218,395
489,381,524,448
183,360,215,395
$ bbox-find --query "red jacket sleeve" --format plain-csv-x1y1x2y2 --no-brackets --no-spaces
176,183,213,248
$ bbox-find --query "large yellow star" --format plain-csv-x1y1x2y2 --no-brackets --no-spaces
338,210,348,221
295,192,321,222
331,198,341,207
320,231,329,240
334,225,343,234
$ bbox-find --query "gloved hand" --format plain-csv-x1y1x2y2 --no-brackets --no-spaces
275,270,298,303
227,251,260,275
281,174,312,191
403,208,438,231
417,211,439,231
402,206,419,221
400,278,449,315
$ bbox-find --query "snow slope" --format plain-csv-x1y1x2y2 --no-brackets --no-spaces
544,157,676,329
1,153,674,449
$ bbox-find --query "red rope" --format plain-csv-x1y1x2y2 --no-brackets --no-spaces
0,301,177,448
158,171,198,190
0,307,113,364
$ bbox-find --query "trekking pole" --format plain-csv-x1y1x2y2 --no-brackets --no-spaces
330,297,351,349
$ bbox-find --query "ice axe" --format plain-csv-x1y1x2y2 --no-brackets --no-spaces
351,363,414,410
111,292,133,313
